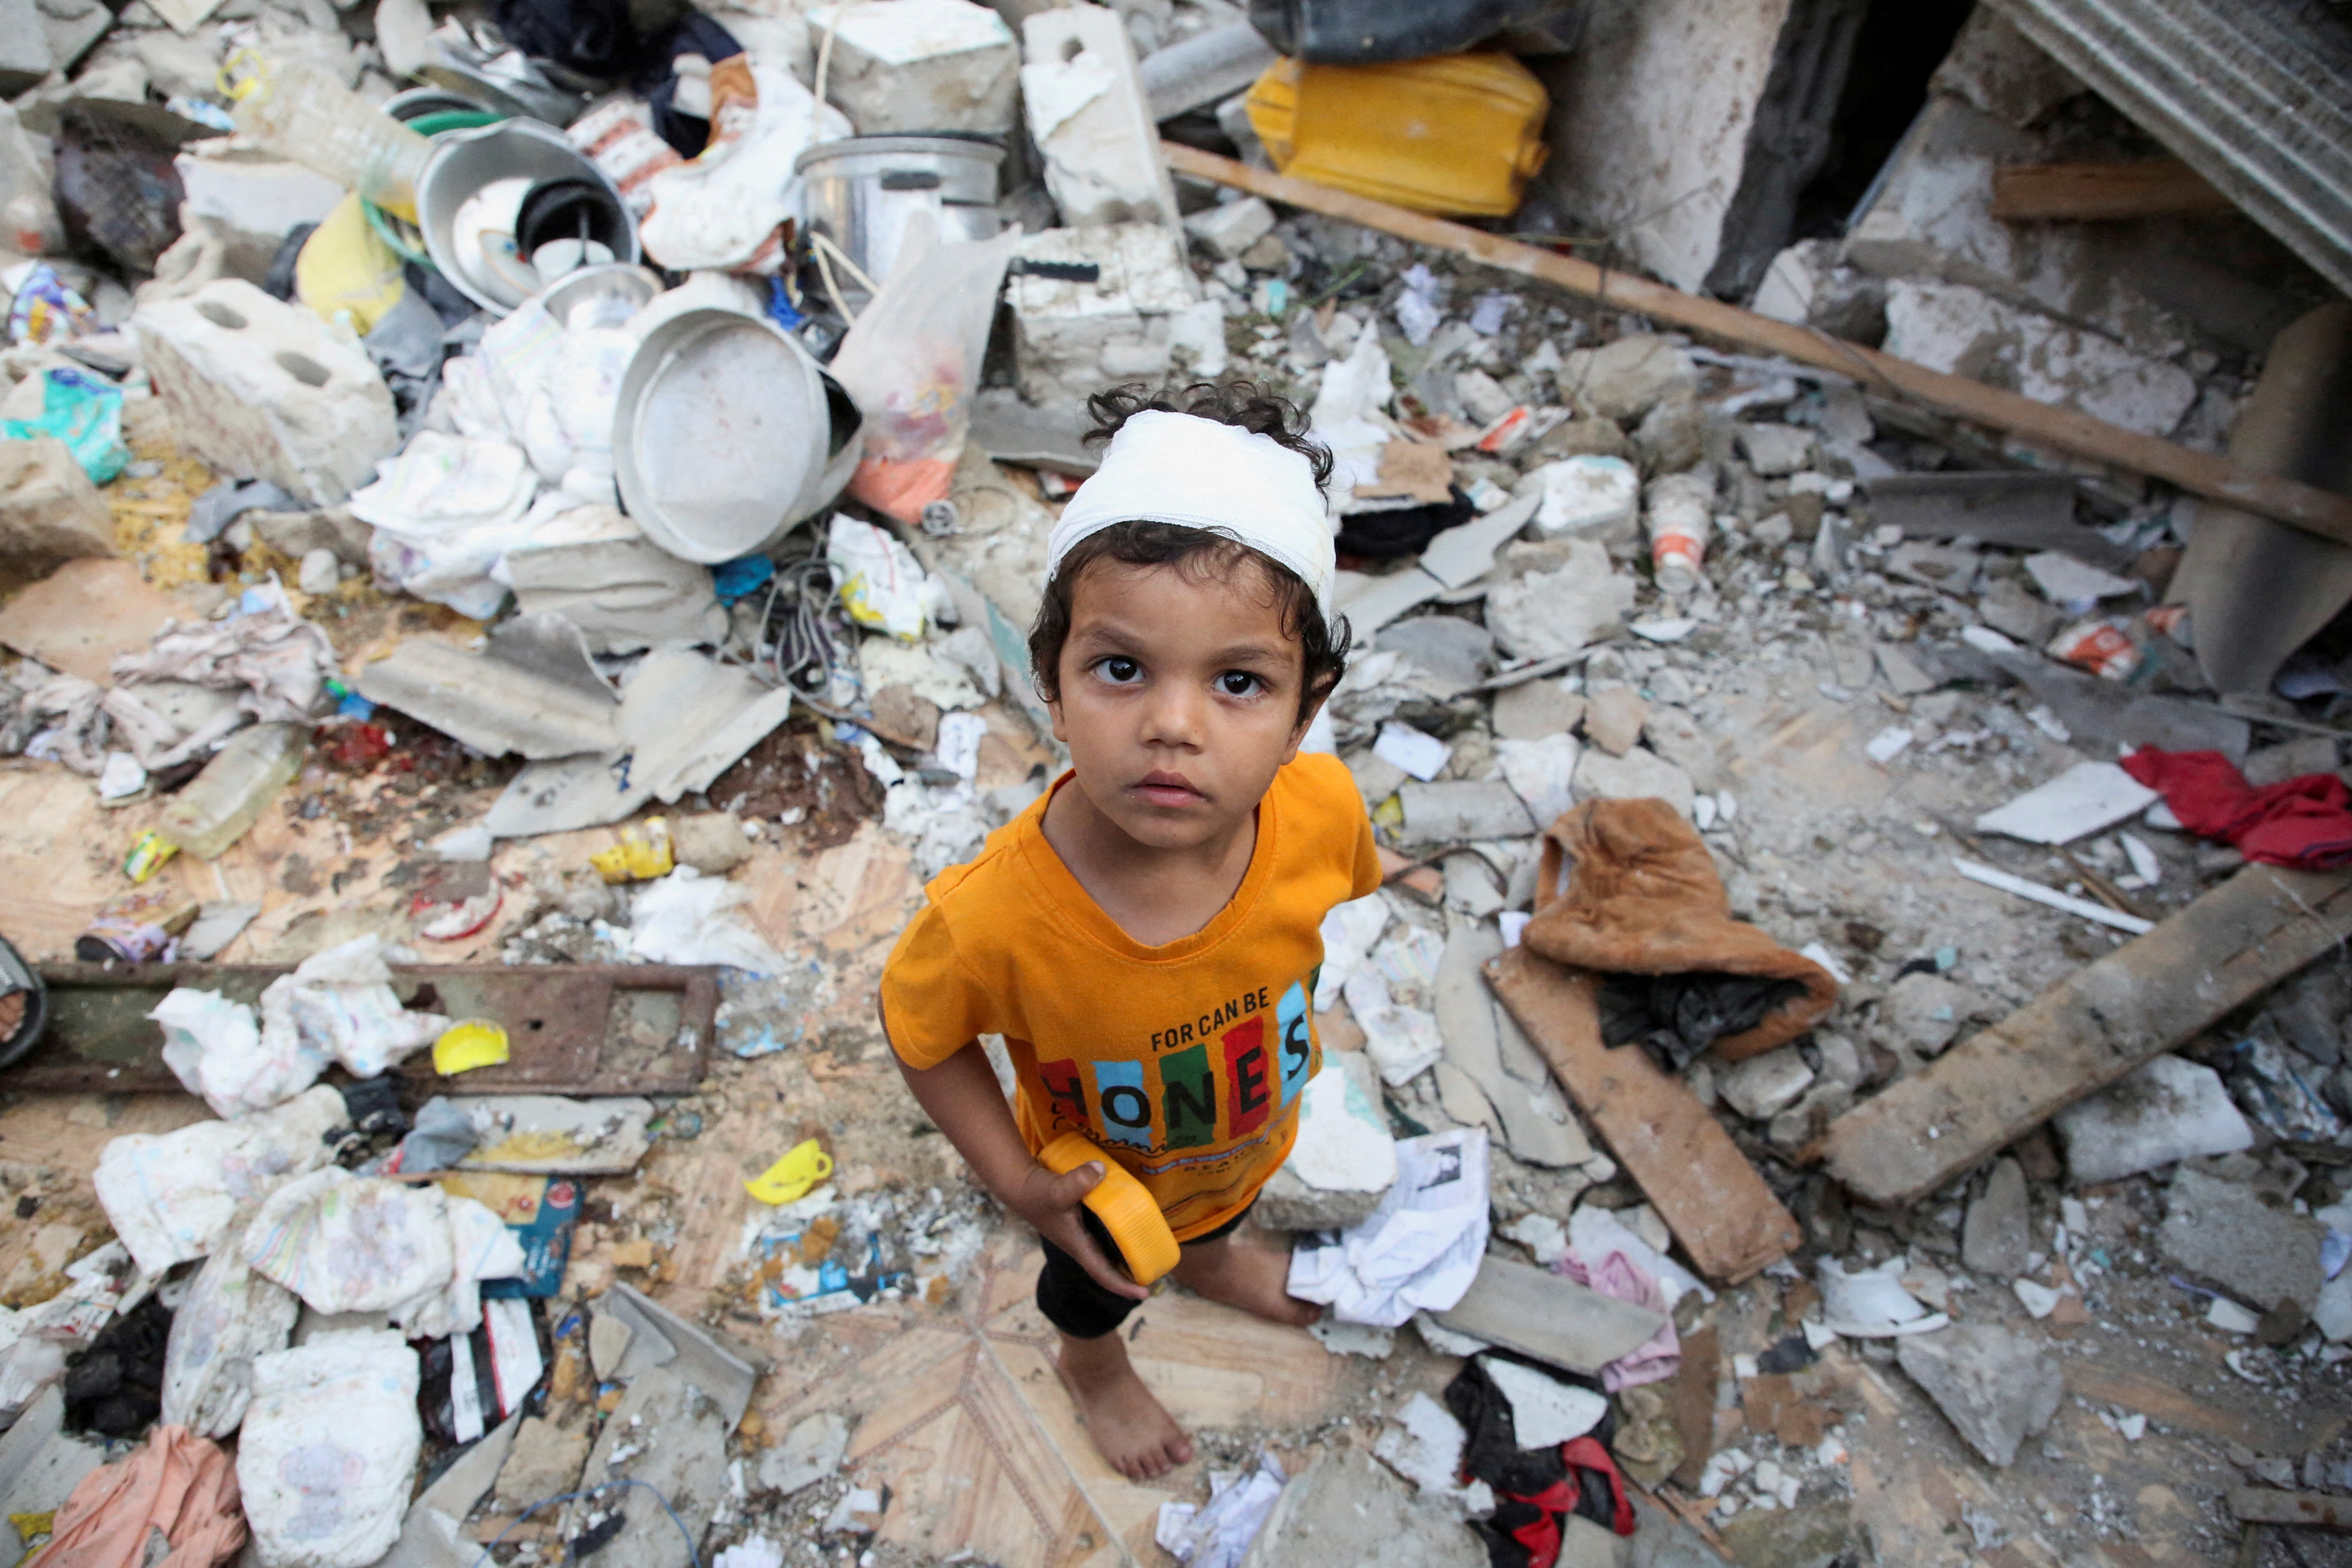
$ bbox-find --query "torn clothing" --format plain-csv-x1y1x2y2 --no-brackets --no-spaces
1597,971,1808,1072
2121,746,2352,870
1522,797,1838,1063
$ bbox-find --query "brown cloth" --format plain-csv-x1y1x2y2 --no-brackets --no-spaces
1525,798,1838,1063
24,1423,246,1568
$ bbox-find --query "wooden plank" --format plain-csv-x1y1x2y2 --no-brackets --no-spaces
1991,158,2235,221
1814,865,2352,1206
1432,1254,1668,1373
2229,1490,2352,1530
1160,141,2352,550
1486,948,1800,1283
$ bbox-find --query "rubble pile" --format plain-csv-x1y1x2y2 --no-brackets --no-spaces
0,0,2348,1563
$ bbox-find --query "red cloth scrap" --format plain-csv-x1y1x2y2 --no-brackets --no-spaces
2119,748,2352,870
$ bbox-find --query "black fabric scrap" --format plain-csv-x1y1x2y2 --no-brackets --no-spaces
1336,488,1476,560
1755,1332,1817,1374
62,1293,171,1438
1598,971,1808,1072
1445,1355,1623,1568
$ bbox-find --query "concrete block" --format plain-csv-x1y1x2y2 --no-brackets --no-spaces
1750,237,1886,343
1895,1326,2062,1467
1571,745,1698,821
132,279,399,505
1181,195,1274,260
1882,278,2198,438
1006,221,1199,406
1718,1046,1814,1119
0,437,114,569
810,0,1018,136
1927,7,2082,130
2158,1165,2324,1313
0,0,53,97
39,0,111,77
1557,335,1697,423
174,146,348,281
1021,2,1180,228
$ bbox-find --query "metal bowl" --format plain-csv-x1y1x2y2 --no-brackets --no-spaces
534,261,663,328
794,135,1005,308
417,119,638,315
614,308,863,564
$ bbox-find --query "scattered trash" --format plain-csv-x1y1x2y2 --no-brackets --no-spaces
745,1138,835,1206
431,1019,510,1076
1155,1450,1285,1568
1289,1128,1490,1326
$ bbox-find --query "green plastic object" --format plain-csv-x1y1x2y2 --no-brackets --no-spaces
2,366,128,484
363,108,508,265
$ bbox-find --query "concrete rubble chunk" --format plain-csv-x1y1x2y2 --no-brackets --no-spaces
1736,423,1816,478
1557,335,1698,423
377,1411,521,1568
1434,1255,1669,1376
811,0,1018,136
1631,396,1707,476
1007,222,1199,408
1716,1501,1853,1568
1182,195,1275,260
1486,538,1637,661
1571,746,1698,822
1398,780,1538,845
1140,21,1278,121
1493,678,1585,742
1583,686,1649,757
1750,239,1888,343
759,1411,851,1497
1877,972,1983,1058
506,531,729,655
1434,925,1592,1168
577,1365,727,1568
1718,1046,1816,1121
356,614,620,761
0,437,114,570
1960,1157,2030,1277
38,0,110,76
1021,3,1180,229
2158,1166,2324,1313
1896,1324,2064,1467
2054,1054,2254,1183
1240,1447,1484,1568
1979,578,2063,646
1875,644,1939,696
494,1415,589,1507
132,278,399,505
0,0,53,97
671,812,754,875
1929,6,2084,127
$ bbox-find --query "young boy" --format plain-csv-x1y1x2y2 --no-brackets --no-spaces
880,383,1381,1480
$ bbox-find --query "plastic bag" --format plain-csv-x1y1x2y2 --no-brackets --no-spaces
155,988,319,1120
629,865,789,974
638,58,848,272
236,1330,421,1568
827,513,932,641
160,1239,300,1438
827,212,1022,525
92,1085,347,1276
262,935,446,1080
3,366,129,484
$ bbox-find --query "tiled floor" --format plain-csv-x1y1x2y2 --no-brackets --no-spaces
761,1235,1350,1568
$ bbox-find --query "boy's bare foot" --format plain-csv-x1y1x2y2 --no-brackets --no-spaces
1170,1234,1320,1327
1057,1332,1194,1480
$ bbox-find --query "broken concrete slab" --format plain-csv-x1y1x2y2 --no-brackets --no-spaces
1432,1254,1669,1375
356,614,621,761
1584,686,1649,757
1486,538,1637,661
1182,195,1275,260
379,1411,522,1568
132,279,399,505
758,1411,850,1497
1240,1447,1483,1568
600,1282,765,1431
1960,1158,2030,1277
1816,865,2352,1205
1572,746,1699,821
1750,239,1887,343
493,1413,588,1508
1375,616,1495,696
1558,336,1700,424
1716,1501,1853,1568
1897,1325,2063,1467
576,1364,727,1568
2054,1053,2254,1183
1418,491,1540,590
1877,972,1983,1058
0,1389,105,1562
1493,677,1586,741
1336,567,1447,637
1398,780,1538,845
1881,277,2197,438
1977,644,2251,759
507,533,728,655
1718,1047,1815,1120
1006,222,1199,408
1434,925,1592,1167
484,647,797,838
1021,2,1179,229
1864,472,2131,568
0,437,113,572
452,1095,655,1175
814,0,1017,136
1141,21,1278,122
2158,1166,2324,1313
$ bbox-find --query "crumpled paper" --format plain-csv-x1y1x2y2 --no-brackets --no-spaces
1288,1128,1489,1326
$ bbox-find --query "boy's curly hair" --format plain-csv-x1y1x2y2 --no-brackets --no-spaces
1027,381,1351,726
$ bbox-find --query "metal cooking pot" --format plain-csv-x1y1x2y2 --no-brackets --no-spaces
613,308,863,564
794,135,1005,306
417,119,637,315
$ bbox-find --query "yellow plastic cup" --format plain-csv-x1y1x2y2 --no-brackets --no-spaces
433,1019,511,1075
746,1139,836,1205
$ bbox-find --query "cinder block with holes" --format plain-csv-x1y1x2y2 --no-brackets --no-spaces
130,279,398,505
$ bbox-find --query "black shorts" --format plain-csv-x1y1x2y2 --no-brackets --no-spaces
1035,1201,1256,1340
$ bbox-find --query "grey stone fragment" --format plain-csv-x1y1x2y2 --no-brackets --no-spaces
1492,679,1585,741
0,0,53,95
1896,1325,2063,1467
671,813,752,875
1256,1161,1384,1231
1583,685,1649,756
1240,1448,1485,1568
1640,705,1722,791
1571,747,1697,820
2159,1166,2325,1313
378,1411,522,1568
1398,780,1537,845
1736,423,1815,477
578,1366,728,1568
1977,578,2062,645
1875,644,1941,696
1717,1047,1815,1120
1344,747,1407,812
1377,615,1495,694
495,1416,590,1506
1557,336,1697,424
2241,736,2339,788
758,1411,850,1497
1960,1158,2030,1277
1715,1501,1853,1568
1877,972,1981,1058
2054,1054,2253,1183
588,1310,634,1381
1631,397,1706,476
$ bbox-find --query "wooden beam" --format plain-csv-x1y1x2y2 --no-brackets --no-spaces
1486,948,1799,1283
1990,158,2235,221
1812,865,2352,1207
1161,141,2352,549
2229,1490,2352,1530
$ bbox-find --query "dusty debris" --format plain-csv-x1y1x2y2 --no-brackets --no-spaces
1895,1325,2064,1468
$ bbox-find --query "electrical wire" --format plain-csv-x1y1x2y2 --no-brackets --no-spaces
467,1476,700,1567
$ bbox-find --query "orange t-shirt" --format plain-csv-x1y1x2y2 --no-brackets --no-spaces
880,752,1382,1241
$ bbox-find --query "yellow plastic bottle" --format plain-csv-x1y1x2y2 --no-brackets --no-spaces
1244,52,1551,218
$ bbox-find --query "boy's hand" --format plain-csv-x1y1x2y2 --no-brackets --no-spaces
1010,1160,1150,1302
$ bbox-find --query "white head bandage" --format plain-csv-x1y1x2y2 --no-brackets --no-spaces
1045,410,1335,616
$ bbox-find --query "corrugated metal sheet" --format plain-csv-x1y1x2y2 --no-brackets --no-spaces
1994,0,2352,298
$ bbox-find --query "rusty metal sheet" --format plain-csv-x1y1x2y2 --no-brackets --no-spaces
4,963,715,1095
